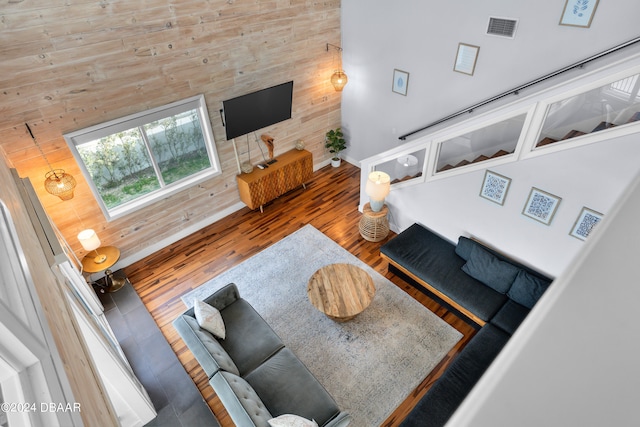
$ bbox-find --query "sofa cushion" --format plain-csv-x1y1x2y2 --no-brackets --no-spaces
210,370,273,427
381,224,508,322
269,414,319,427
461,245,519,294
400,324,510,427
507,270,550,309
245,347,341,427
490,299,530,335
194,299,226,339
454,236,475,261
219,298,285,376
173,314,239,377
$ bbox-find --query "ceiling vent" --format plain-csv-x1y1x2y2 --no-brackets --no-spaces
486,17,518,38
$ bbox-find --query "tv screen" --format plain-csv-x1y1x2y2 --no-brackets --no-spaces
222,81,293,140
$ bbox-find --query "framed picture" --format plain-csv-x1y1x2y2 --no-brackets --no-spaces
479,170,511,205
559,0,600,28
392,69,409,96
453,43,480,76
522,187,561,225
570,207,603,240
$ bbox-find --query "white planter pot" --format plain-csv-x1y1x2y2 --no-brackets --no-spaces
331,158,341,167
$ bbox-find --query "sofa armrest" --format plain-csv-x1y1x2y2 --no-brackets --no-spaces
210,370,272,427
183,283,241,316
323,411,352,427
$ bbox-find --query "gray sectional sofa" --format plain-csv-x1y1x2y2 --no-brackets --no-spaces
173,283,351,427
380,223,552,426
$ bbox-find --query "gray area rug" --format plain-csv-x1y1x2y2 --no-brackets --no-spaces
183,224,462,426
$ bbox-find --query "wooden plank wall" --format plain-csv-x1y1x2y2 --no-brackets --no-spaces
0,157,119,425
0,0,342,262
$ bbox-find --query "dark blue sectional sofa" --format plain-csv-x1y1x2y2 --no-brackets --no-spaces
380,223,552,426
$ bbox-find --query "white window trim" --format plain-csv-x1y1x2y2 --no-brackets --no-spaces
64,94,222,221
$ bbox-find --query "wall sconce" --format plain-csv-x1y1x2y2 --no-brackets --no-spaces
26,123,77,200
327,43,348,91
365,171,391,212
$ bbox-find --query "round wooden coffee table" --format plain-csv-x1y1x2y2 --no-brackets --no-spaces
307,263,376,321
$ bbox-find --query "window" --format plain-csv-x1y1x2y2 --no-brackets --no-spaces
65,95,221,220
537,72,640,147
435,114,526,173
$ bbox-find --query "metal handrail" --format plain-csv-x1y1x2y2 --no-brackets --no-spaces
399,37,640,141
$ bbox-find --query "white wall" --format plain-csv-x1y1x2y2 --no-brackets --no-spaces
447,168,640,427
343,1,640,276
387,131,640,277
341,0,640,160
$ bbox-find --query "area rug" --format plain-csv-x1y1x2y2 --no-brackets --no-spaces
183,225,462,426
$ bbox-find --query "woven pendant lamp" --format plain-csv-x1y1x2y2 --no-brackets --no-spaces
26,123,77,201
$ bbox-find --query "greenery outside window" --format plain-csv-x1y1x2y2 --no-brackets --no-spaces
64,95,221,221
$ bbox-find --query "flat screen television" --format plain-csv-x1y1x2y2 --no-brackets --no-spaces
222,81,294,141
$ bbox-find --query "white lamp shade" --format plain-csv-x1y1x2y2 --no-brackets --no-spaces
78,229,101,252
365,171,391,201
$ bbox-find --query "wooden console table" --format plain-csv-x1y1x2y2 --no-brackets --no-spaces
236,149,313,212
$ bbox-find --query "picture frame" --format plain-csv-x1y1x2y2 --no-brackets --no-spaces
479,170,511,205
559,0,600,28
522,187,561,225
392,69,409,96
569,207,603,240
453,43,480,76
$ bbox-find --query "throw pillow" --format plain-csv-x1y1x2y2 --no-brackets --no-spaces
268,414,319,427
507,270,550,309
454,236,475,261
194,299,226,339
461,245,519,293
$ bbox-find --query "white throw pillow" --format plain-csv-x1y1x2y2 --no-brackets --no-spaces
268,414,318,427
193,299,226,339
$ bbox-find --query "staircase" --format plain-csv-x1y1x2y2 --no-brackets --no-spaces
537,111,640,147
437,149,511,173
359,47,640,214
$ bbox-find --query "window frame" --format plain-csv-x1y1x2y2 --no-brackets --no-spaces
64,95,221,221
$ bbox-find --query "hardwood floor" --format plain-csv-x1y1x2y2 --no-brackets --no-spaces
124,161,477,426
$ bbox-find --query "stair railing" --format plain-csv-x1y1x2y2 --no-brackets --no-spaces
399,37,640,141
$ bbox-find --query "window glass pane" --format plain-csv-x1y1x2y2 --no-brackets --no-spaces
538,72,640,147
436,114,525,172
65,95,221,220
373,149,425,184
144,109,211,185
77,128,160,209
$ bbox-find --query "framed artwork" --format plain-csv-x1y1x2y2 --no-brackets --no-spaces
392,69,409,96
479,170,511,205
522,187,561,225
569,207,603,240
453,43,480,76
559,0,600,28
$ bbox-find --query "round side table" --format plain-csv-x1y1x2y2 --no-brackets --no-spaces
359,203,390,242
81,246,126,293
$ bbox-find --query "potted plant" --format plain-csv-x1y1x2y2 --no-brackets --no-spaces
325,127,347,167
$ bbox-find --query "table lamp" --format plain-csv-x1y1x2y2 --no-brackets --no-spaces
78,229,107,264
365,171,391,212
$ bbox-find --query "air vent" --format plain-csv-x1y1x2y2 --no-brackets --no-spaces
487,17,518,38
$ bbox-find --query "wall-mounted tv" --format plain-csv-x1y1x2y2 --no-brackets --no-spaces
222,81,293,141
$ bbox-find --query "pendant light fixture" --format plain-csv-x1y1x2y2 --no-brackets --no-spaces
327,43,348,91
26,123,77,201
